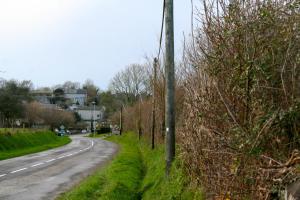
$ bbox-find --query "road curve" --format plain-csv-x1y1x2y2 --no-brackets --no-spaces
0,135,118,200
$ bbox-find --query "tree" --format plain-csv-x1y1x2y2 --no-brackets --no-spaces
24,101,44,126
52,88,67,107
24,101,76,129
53,88,64,97
35,87,52,92
0,80,33,127
83,79,99,105
74,112,82,123
109,64,150,105
41,109,75,129
62,81,81,90
98,91,122,120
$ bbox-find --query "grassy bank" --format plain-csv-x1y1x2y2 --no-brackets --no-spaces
58,132,202,200
0,129,71,160
140,145,203,200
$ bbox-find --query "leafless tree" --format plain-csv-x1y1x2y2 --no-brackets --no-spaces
24,101,75,129
41,109,75,129
24,101,44,126
109,64,150,104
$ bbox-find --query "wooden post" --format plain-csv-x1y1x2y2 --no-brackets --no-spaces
165,0,175,176
151,58,158,149
138,96,142,140
120,106,123,135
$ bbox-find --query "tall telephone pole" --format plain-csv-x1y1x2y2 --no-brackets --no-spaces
120,106,123,135
138,96,142,140
151,58,158,149
165,0,175,176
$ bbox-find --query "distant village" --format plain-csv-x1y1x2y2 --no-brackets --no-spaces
31,87,105,131
0,79,120,132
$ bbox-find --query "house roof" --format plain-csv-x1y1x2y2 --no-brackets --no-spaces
64,89,87,95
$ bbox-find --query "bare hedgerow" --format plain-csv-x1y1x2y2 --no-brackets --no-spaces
180,0,300,199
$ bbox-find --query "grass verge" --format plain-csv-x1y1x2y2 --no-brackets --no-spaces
0,129,71,160
58,132,202,200
140,144,203,200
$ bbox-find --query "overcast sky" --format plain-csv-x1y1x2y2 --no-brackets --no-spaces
0,0,193,89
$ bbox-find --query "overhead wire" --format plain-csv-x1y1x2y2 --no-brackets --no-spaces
157,0,166,61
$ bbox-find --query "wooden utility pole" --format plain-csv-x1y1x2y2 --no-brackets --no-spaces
138,96,142,140
151,58,158,149
120,106,123,135
165,0,175,176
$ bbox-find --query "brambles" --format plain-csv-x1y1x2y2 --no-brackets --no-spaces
180,0,300,198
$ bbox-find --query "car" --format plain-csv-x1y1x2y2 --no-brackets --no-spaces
81,129,87,134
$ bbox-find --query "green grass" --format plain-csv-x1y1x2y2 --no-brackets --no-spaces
0,129,71,160
140,145,203,200
58,132,202,200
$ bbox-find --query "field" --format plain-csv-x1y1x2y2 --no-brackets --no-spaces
0,128,71,160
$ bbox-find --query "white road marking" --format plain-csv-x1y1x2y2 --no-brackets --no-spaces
45,159,56,163
2,139,95,177
31,163,44,167
28,155,43,159
0,174,7,178
10,168,27,174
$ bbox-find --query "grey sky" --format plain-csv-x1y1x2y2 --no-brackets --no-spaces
0,0,192,89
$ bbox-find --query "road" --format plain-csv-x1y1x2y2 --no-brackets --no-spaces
0,135,118,200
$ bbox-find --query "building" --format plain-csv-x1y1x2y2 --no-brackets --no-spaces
76,106,104,130
76,106,104,121
64,89,87,106
31,89,58,109
32,88,89,112
31,89,53,104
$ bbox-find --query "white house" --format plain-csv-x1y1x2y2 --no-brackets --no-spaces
76,106,104,122
76,106,104,130
64,89,87,106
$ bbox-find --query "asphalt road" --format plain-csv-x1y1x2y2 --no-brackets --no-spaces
0,135,118,200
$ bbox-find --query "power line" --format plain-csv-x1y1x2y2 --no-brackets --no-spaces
157,0,166,61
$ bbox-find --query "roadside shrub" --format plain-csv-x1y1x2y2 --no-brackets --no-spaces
180,0,300,199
